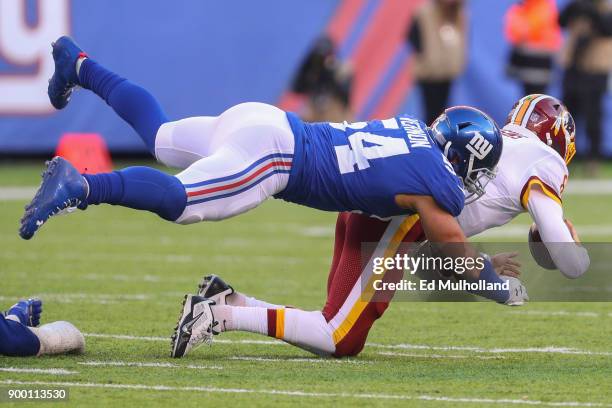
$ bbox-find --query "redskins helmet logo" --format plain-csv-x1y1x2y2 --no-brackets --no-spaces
507,94,577,165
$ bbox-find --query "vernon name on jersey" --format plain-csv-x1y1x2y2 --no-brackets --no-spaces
276,113,465,218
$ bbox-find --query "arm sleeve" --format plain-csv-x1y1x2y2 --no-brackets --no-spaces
527,189,590,279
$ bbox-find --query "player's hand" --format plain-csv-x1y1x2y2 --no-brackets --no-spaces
564,218,581,243
28,298,43,327
491,252,521,278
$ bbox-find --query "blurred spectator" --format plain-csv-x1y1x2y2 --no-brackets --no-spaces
290,36,353,123
559,0,612,171
504,0,562,95
407,0,467,125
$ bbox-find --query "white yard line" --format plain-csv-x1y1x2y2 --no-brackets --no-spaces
0,187,36,200
377,351,504,360
83,333,612,356
78,361,222,370
565,180,612,195
369,343,612,356
84,332,281,345
509,310,606,318
0,380,609,407
478,224,612,238
228,356,367,364
0,367,77,375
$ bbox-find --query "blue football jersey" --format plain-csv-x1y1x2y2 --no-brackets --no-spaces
276,112,465,218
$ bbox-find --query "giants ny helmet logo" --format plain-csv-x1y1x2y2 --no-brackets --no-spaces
466,132,493,160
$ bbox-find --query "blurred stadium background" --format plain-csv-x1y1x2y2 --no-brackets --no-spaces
0,0,610,158
1,1,612,406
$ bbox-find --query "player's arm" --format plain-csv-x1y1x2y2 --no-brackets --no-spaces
397,193,525,305
527,188,590,278
396,194,466,242
397,194,488,278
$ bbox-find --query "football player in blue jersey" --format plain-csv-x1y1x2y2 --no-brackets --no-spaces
23,36,500,238
21,37,509,340
1,298,85,356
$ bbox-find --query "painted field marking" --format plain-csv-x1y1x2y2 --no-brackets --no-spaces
229,356,367,364
78,361,222,370
84,333,281,345
509,310,605,318
0,187,36,200
478,224,612,238
377,351,504,360
83,333,612,357
0,380,610,407
369,343,612,356
0,367,77,375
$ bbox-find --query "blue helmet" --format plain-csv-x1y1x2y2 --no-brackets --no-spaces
430,106,503,203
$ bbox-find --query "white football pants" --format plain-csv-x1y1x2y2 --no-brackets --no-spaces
154,102,295,224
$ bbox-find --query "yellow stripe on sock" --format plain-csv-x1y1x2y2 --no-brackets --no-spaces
275,308,285,340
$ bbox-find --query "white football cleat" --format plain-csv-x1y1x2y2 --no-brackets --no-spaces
171,295,216,358
501,276,529,306
197,275,234,305
30,321,85,355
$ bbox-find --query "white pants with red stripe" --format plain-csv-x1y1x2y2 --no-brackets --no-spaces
154,102,295,224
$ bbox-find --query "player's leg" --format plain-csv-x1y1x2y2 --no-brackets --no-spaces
49,37,168,156
50,36,275,172
80,55,227,169
169,102,294,223
172,213,352,357
322,214,423,357
173,214,423,358
20,102,294,238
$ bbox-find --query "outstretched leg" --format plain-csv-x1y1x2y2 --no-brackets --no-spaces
173,214,423,358
50,36,220,166
49,36,167,156
21,103,293,239
21,37,296,239
78,58,168,156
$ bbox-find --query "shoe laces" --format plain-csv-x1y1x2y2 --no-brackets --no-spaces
188,326,213,350
50,198,82,217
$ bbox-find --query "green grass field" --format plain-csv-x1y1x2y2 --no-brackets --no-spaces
0,161,611,407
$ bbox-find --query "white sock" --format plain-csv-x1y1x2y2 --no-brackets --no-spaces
213,305,267,334
75,56,87,77
212,305,335,355
282,309,335,356
82,177,90,198
227,292,283,308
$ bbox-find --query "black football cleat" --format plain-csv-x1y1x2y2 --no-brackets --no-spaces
170,295,216,358
197,275,234,305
